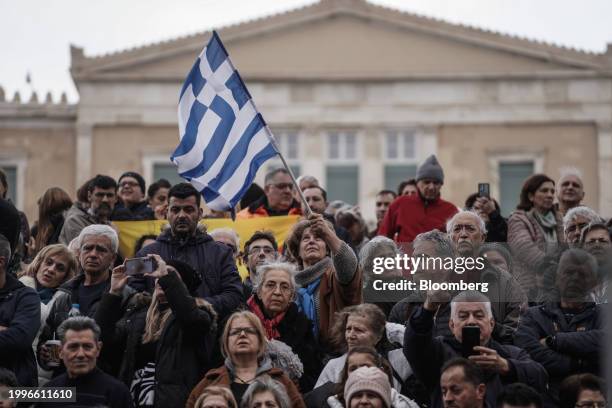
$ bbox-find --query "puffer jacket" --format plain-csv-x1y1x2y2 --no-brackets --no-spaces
507,209,564,297
95,272,217,408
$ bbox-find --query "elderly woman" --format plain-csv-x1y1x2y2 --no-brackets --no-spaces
95,255,217,408
508,174,564,297
286,214,362,347
186,311,305,408
247,261,320,391
193,386,237,408
315,304,412,392
241,375,292,408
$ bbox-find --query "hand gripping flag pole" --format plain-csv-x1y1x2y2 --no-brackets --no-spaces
172,30,311,218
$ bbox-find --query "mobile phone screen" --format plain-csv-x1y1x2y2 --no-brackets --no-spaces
125,257,154,276
478,183,490,199
462,326,481,358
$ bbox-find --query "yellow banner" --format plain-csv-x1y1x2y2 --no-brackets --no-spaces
113,216,300,280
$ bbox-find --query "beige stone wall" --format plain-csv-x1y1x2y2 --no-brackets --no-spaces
0,126,76,221
438,123,599,212
91,125,177,179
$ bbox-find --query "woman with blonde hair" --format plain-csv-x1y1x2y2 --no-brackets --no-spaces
193,386,237,408
95,255,217,408
186,311,305,408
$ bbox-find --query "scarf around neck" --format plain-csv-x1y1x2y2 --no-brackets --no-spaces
531,209,558,243
247,295,286,340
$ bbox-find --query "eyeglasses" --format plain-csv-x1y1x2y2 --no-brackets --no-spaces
263,281,292,294
270,182,293,191
575,401,607,408
229,327,258,337
248,246,275,256
119,181,140,189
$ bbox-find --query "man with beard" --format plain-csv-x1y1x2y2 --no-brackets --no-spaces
447,210,526,343
137,183,242,322
241,231,278,297
514,249,604,407
404,290,547,408
237,168,302,218
555,169,585,217
59,175,117,245
379,155,458,244
580,223,612,303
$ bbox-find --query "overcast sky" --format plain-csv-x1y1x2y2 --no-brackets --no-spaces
1,0,611,103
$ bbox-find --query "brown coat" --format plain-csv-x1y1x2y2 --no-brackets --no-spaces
317,263,363,345
185,366,306,408
507,209,564,295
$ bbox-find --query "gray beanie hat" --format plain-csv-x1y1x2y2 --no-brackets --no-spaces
416,154,444,183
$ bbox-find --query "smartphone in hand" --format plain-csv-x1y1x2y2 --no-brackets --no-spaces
124,257,155,276
478,183,490,199
462,326,481,358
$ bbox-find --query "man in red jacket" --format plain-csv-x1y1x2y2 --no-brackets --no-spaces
378,154,458,244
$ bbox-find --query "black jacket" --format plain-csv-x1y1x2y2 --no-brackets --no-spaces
404,306,548,408
95,272,217,408
0,273,41,386
514,302,603,406
137,229,243,321
485,210,508,242
250,295,321,392
112,201,155,221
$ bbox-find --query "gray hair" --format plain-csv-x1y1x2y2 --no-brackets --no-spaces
446,210,487,235
0,234,11,265
413,229,454,258
241,375,291,408
358,236,400,271
77,224,119,253
563,206,602,233
558,167,584,186
209,228,240,250
254,262,297,298
264,168,290,185
296,175,319,187
57,316,101,343
450,291,493,320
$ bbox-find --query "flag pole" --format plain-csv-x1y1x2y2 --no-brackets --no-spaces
264,126,313,217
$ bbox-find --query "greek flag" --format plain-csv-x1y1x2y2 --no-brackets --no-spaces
172,31,278,212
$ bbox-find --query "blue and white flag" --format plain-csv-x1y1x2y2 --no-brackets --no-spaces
172,31,279,212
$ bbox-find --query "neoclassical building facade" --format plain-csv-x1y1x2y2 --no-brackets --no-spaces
1,0,611,222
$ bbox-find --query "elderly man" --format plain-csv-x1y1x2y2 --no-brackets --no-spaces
580,223,612,304
43,316,132,407
138,183,243,321
440,358,487,408
514,249,604,407
241,231,279,297
447,210,526,342
59,175,118,245
0,234,40,387
379,155,458,244
237,168,302,218
39,225,134,370
111,171,155,221
556,169,585,217
209,228,240,260
404,290,547,408
563,206,603,246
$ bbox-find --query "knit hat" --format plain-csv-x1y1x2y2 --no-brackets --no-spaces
344,366,391,408
118,171,146,194
416,154,444,183
166,259,202,295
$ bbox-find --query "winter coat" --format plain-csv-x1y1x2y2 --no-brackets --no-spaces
136,228,243,321
111,201,155,221
236,195,302,219
185,359,306,408
248,295,321,392
37,273,135,371
378,194,458,243
95,272,217,408
514,302,603,407
58,202,103,245
484,210,508,242
326,388,419,408
507,209,564,296
0,273,41,387
404,306,548,408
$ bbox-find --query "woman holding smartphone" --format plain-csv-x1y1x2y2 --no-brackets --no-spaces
95,254,217,408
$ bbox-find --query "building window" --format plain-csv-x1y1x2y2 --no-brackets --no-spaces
326,131,359,204
499,162,534,217
266,130,301,177
0,165,17,203
383,129,418,193
153,162,184,186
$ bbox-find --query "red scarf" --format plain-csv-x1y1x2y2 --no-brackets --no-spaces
247,295,286,340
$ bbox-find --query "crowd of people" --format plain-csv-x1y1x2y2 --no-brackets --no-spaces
0,155,610,408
